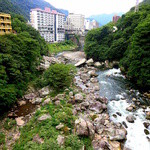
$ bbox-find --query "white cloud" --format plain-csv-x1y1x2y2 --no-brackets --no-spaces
45,0,143,17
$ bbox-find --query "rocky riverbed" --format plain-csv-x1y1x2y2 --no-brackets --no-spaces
0,51,150,150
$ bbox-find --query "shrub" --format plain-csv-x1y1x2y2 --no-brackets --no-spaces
0,132,5,145
44,64,76,91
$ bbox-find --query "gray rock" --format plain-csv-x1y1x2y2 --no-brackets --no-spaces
75,58,86,67
75,93,84,102
56,123,64,130
90,78,98,83
38,86,50,97
42,98,51,106
88,70,98,77
15,117,25,126
94,62,102,67
38,114,51,121
86,58,94,66
57,135,65,146
126,106,133,112
32,98,42,105
107,128,127,141
75,118,95,139
24,93,37,100
33,134,44,144
126,115,136,123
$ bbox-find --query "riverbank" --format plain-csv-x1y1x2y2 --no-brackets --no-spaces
48,40,78,55
0,51,150,150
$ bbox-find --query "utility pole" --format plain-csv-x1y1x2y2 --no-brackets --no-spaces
135,0,139,12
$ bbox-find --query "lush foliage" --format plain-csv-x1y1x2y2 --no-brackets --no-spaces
48,40,77,54
84,4,150,90
34,64,76,92
0,132,5,145
0,15,48,112
0,0,68,20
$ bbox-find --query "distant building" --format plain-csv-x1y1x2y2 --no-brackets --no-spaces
30,7,65,43
84,19,99,30
113,15,121,23
0,13,12,35
65,13,85,34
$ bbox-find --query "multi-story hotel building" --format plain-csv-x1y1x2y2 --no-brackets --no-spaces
0,13,12,35
65,13,85,34
30,8,65,43
113,15,121,23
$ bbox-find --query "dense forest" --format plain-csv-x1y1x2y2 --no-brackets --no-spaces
84,2,150,91
0,14,48,112
0,0,68,20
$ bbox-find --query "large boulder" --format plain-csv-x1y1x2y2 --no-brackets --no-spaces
75,118,95,139
89,101,106,113
86,58,94,66
75,58,86,67
106,128,127,141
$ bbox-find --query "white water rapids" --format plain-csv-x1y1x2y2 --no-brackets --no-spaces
98,68,150,150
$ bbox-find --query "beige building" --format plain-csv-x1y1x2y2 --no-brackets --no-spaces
65,13,85,34
0,13,12,35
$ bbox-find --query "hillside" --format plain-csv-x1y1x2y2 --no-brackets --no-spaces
0,0,69,20
84,3,150,90
89,12,123,26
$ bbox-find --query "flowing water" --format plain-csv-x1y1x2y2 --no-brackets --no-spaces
97,68,150,150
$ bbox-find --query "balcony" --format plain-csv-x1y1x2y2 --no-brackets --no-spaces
0,26,12,29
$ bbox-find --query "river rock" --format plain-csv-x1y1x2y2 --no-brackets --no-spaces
69,91,73,97
107,128,127,141
90,78,98,83
24,92,37,100
32,98,42,105
54,94,65,101
18,100,26,106
122,121,128,128
146,111,150,120
80,74,90,81
144,129,149,135
38,86,50,97
126,106,133,112
75,58,86,67
89,101,105,113
75,93,84,102
116,112,122,116
38,114,51,121
105,60,109,68
143,122,150,129
109,141,121,150
75,118,95,138
126,115,136,123
42,98,51,106
15,117,25,126
94,62,102,68
88,70,98,77
33,134,44,144
86,58,94,66
56,123,64,130
57,135,65,146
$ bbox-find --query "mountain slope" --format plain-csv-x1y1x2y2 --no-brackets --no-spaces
0,0,68,20
89,13,123,26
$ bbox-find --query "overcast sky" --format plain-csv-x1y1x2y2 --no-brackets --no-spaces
45,0,143,17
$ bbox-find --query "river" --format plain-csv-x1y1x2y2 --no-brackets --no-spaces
97,68,150,150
